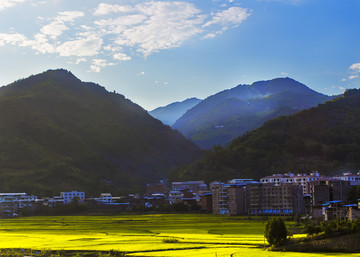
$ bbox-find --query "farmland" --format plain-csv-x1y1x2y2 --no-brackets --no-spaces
0,214,357,257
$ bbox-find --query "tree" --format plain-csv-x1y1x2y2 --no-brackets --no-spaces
264,217,288,246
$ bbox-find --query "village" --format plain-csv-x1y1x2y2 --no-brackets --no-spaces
1,171,360,221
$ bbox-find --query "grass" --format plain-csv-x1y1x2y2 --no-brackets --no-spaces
0,214,357,256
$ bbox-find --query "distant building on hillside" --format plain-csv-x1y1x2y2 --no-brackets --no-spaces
0,193,38,215
171,181,208,194
260,171,329,195
146,180,170,195
333,172,360,186
60,191,85,204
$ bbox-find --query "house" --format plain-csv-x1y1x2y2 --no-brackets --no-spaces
59,191,85,204
171,181,208,194
0,193,38,214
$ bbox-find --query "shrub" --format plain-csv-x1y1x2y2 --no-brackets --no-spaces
264,217,288,246
162,237,180,243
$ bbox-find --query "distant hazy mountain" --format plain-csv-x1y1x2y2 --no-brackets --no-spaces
172,78,333,149
149,98,202,126
0,69,202,195
171,89,360,182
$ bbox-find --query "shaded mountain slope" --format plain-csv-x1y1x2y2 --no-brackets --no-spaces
171,89,360,182
149,97,202,126
0,69,202,195
172,78,332,149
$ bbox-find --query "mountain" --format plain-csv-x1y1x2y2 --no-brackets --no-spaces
149,98,202,126
0,69,202,195
172,78,333,149
171,89,360,182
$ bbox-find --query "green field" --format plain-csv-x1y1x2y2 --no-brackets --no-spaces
0,214,356,257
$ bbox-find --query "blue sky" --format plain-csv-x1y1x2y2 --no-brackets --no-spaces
0,0,359,110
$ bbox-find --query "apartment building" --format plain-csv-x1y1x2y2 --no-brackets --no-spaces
171,181,208,194
260,171,328,195
60,191,85,204
212,180,256,215
247,183,304,215
333,172,360,186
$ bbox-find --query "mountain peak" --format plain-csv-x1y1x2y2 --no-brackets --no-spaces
0,70,202,194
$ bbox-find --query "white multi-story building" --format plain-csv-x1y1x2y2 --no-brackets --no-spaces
92,193,113,204
0,193,38,213
60,191,85,204
260,172,329,195
333,172,360,186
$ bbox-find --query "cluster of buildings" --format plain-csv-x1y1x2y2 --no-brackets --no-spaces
1,171,359,220
146,172,360,221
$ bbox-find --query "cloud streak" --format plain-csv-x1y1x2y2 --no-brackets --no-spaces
0,0,26,11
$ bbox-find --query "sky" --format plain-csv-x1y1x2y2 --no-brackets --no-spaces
0,0,359,110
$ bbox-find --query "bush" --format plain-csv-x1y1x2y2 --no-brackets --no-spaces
264,217,288,246
303,224,322,235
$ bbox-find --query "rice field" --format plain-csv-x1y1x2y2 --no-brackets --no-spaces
0,214,356,257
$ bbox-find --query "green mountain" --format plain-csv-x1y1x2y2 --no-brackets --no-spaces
172,78,332,149
0,69,202,195
149,97,202,126
171,89,360,182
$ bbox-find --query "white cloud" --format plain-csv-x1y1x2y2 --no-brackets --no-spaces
89,58,115,72
349,63,360,73
136,71,145,76
40,22,68,39
349,75,359,80
39,11,84,39
0,33,27,45
281,72,289,76
56,36,103,57
0,0,26,11
113,52,131,61
94,3,133,16
203,7,250,28
98,1,206,56
75,57,87,64
0,1,251,72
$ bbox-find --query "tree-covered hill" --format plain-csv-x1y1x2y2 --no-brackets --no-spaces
172,78,332,149
0,69,202,195
171,89,360,182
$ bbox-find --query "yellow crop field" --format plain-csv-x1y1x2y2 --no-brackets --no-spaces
0,214,356,257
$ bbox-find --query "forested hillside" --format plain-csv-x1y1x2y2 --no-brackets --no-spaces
171,89,360,182
0,69,202,195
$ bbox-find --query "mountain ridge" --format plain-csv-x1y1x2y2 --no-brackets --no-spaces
172,77,333,149
0,69,202,195
171,89,360,182
149,97,202,126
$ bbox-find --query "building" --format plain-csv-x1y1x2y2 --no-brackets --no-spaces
168,188,194,204
146,181,170,195
0,193,38,214
171,181,208,194
311,180,350,206
260,172,328,195
247,183,304,216
212,180,257,215
333,172,360,186
198,193,212,213
60,191,85,204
